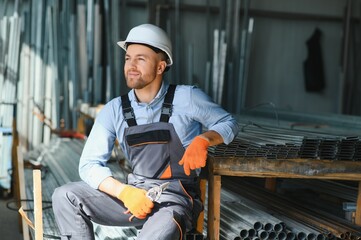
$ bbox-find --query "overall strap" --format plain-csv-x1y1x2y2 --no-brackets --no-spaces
160,84,176,123
121,94,137,127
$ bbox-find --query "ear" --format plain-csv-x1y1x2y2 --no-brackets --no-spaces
157,61,167,74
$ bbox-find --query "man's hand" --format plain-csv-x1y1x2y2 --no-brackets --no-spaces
117,185,154,220
178,136,210,175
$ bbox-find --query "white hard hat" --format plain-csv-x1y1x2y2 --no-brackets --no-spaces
117,24,173,67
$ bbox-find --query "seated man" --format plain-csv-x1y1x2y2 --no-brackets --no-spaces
52,23,239,240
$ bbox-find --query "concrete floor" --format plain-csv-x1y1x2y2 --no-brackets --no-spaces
0,197,25,240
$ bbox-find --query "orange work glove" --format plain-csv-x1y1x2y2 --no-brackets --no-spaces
117,185,154,220
178,136,210,176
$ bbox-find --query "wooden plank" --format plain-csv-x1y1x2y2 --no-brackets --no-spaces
11,110,21,232
196,178,207,233
207,175,221,240
356,181,361,225
210,156,361,180
207,156,221,240
33,169,43,240
17,146,30,240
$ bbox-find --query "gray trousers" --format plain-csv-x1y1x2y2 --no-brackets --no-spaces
52,181,199,240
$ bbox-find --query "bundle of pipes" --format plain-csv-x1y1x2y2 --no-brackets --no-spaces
209,122,361,161
213,183,333,240
223,177,361,240
232,221,337,240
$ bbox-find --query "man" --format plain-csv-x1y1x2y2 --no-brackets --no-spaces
52,23,238,240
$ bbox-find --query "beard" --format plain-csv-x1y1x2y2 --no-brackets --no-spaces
125,70,157,90
126,76,147,89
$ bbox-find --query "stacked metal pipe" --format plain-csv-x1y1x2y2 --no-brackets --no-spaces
222,177,361,240
232,221,337,240
209,122,361,161
0,0,130,151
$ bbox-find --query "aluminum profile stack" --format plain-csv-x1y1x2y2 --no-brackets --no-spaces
209,120,361,161
0,127,12,189
0,0,130,150
0,12,21,127
0,6,21,192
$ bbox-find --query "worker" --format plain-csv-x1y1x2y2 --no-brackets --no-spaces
52,23,239,240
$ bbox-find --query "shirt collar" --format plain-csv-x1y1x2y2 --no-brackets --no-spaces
129,81,170,106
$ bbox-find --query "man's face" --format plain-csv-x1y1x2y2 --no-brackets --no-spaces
124,44,164,89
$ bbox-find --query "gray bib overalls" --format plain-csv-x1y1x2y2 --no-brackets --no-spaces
121,85,203,237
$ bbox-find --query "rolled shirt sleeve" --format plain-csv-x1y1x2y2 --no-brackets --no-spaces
79,106,116,189
188,86,239,145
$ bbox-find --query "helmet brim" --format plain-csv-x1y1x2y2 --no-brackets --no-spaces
117,41,126,51
117,41,173,66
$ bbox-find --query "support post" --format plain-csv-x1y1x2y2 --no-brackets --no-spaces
356,181,361,225
33,170,43,240
207,172,221,240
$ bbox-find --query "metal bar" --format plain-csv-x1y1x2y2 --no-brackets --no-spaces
104,0,113,102
174,0,180,85
68,1,79,130
205,61,211,95
212,29,219,101
50,1,60,131
17,11,30,149
187,44,193,85
236,0,250,113
112,0,123,97
217,31,227,105
240,17,253,109
77,1,88,103
93,0,102,104
43,5,53,144
339,0,353,114
87,0,94,103
32,0,45,147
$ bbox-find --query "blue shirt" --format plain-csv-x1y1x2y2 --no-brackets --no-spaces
79,81,239,188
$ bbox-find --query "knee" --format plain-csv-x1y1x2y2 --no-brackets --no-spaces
52,184,68,201
52,183,78,210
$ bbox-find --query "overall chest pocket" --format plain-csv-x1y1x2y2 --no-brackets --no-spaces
126,129,171,178
126,129,170,146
